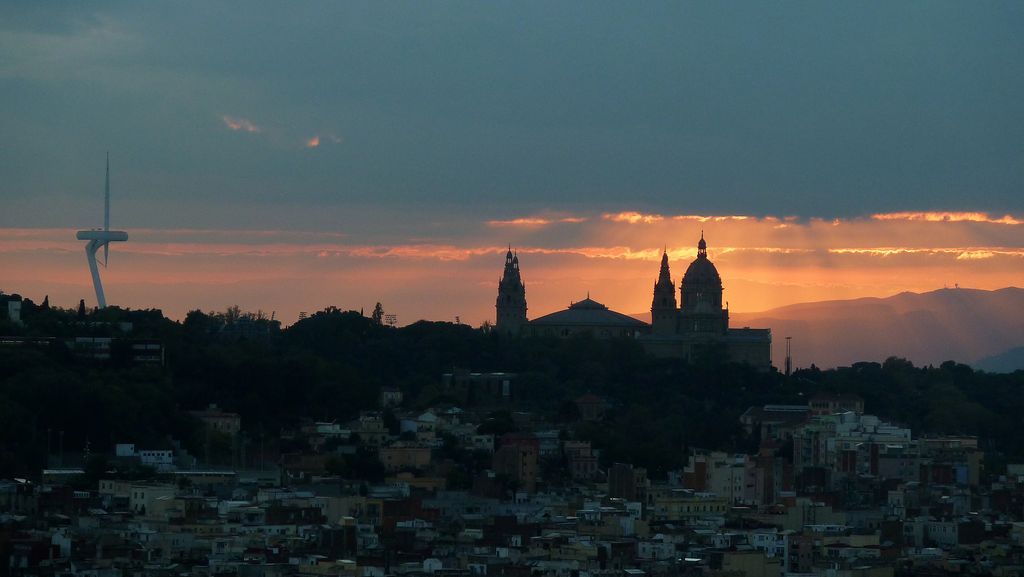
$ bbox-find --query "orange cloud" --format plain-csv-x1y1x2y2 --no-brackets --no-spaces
487,217,553,227
956,251,998,260
829,247,1024,259
603,211,664,224
303,133,341,148
671,215,752,223
523,246,662,260
346,245,499,261
715,247,815,255
221,115,261,133
602,212,769,226
487,216,589,227
872,212,1023,225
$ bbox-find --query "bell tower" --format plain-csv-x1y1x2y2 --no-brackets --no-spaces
651,249,678,335
496,247,527,335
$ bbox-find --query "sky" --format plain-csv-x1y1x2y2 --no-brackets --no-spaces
2,1,1023,325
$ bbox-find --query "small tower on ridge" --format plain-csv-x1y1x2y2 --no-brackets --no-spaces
496,247,527,335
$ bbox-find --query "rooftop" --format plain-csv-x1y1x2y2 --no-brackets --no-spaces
530,297,649,328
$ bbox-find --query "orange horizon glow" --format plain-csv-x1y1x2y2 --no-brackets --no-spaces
2,211,1022,327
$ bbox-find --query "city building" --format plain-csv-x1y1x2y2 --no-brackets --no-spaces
493,434,539,493
189,404,242,437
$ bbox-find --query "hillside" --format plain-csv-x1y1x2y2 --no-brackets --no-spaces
729,287,1024,370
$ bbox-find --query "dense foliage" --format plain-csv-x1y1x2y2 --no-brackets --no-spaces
1,303,1022,478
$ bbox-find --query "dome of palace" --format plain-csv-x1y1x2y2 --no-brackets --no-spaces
682,233,722,290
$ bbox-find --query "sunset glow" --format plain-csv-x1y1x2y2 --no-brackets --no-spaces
872,211,1023,225
3,2,1023,344
3,210,1021,326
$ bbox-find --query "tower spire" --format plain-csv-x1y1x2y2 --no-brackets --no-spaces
651,246,677,334
657,249,672,284
496,247,527,335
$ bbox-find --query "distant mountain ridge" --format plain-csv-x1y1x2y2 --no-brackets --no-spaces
972,347,1024,374
726,287,1024,371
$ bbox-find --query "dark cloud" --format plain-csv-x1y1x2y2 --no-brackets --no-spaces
3,1,1023,230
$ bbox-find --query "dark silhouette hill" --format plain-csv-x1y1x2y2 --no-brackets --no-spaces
3,296,1024,478
728,287,1024,370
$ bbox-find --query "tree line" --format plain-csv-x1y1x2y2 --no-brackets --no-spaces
0,303,1022,478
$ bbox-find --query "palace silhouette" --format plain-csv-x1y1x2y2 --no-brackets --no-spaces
495,235,772,369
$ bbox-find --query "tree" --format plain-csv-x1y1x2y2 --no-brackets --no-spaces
371,303,384,325
224,305,242,324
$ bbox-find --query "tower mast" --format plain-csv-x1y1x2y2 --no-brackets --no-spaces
103,152,110,266
76,154,128,308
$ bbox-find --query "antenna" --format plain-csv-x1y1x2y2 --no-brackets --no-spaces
785,336,793,377
103,152,110,266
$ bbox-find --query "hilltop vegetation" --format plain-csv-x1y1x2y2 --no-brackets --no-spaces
1,304,1023,478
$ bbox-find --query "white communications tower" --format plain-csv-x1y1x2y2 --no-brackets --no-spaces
76,153,128,308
